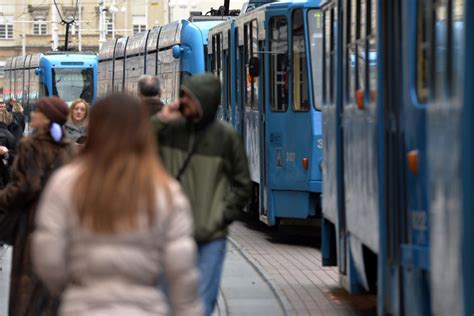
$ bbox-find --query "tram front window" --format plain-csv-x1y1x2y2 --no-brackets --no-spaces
52,68,94,105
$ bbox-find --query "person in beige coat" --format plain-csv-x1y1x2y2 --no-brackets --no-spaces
32,93,202,316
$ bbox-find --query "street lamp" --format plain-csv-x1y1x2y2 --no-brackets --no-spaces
109,1,118,39
169,1,176,22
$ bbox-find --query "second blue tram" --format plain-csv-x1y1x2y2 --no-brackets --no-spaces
98,19,223,103
3,52,98,117
208,0,324,225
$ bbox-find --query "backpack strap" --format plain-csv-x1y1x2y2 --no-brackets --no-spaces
176,127,209,182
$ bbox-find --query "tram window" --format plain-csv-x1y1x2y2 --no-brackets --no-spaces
350,0,357,42
52,68,94,104
323,8,335,105
369,0,377,35
212,34,221,78
451,0,464,101
270,16,289,112
345,1,354,103
218,34,224,88
416,0,430,104
247,20,259,109
323,11,330,104
434,3,448,99
308,9,323,110
244,21,259,110
251,20,259,110
367,0,377,103
293,9,310,112
226,30,232,112
244,24,251,109
360,0,366,38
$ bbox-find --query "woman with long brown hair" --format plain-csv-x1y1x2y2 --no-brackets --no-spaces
32,93,202,315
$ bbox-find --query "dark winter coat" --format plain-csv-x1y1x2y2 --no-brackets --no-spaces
142,97,164,117
64,122,87,143
153,74,251,243
8,112,25,142
0,130,75,316
0,122,16,188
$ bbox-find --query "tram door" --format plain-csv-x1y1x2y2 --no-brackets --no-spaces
425,1,472,315
391,0,432,314
263,9,313,225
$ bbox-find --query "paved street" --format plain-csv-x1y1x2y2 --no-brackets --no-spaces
228,219,377,316
0,245,11,316
1,219,377,316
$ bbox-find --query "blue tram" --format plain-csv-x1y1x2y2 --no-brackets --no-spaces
208,0,324,225
98,20,223,102
3,52,98,117
320,0,472,315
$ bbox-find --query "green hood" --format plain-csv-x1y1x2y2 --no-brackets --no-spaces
181,73,221,129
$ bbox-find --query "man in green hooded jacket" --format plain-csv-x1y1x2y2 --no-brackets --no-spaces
153,73,251,315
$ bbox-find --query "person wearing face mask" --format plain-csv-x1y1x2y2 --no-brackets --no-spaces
0,96,75,316
64,99,89,143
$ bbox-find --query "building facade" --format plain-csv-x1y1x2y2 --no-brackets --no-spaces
0,0,167,94
0,0,249,95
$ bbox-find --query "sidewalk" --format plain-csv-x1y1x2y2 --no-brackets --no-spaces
1,242,285,316
228,220,377,316
214,240,286,316
0,245,12,316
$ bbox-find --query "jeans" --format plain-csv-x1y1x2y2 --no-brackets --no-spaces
197,238,227,316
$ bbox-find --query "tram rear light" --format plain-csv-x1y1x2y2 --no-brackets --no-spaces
407,150,419,176
302,158,309,170
356,89,364,110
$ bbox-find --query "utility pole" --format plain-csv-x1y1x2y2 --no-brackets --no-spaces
51,0,59,50
111,0,116,39
124,2,128,36
145,0,149,30
99,0,106,49
224,0,230,15
21,0,26,55
78,0,82,51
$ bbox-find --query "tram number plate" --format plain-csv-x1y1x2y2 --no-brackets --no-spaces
286,152,295,163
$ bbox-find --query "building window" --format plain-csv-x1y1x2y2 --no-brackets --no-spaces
132,15,146,34
0,16,14,39
106,17,113,35
33,17,47,35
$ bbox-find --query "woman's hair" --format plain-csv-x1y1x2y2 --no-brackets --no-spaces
74,93,171,233
69,99,90,125
0,110,12,125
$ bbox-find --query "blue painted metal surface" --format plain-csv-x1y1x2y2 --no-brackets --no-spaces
323,0,472,315
426,1,471,315
462,3,474,314
182,20,222,75
4,53,97,111
207,0,323,225
98,19,220,99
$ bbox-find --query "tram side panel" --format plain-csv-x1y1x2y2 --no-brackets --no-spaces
426,2,470,315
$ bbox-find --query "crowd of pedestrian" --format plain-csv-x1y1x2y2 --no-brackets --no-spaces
0,73,251,316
